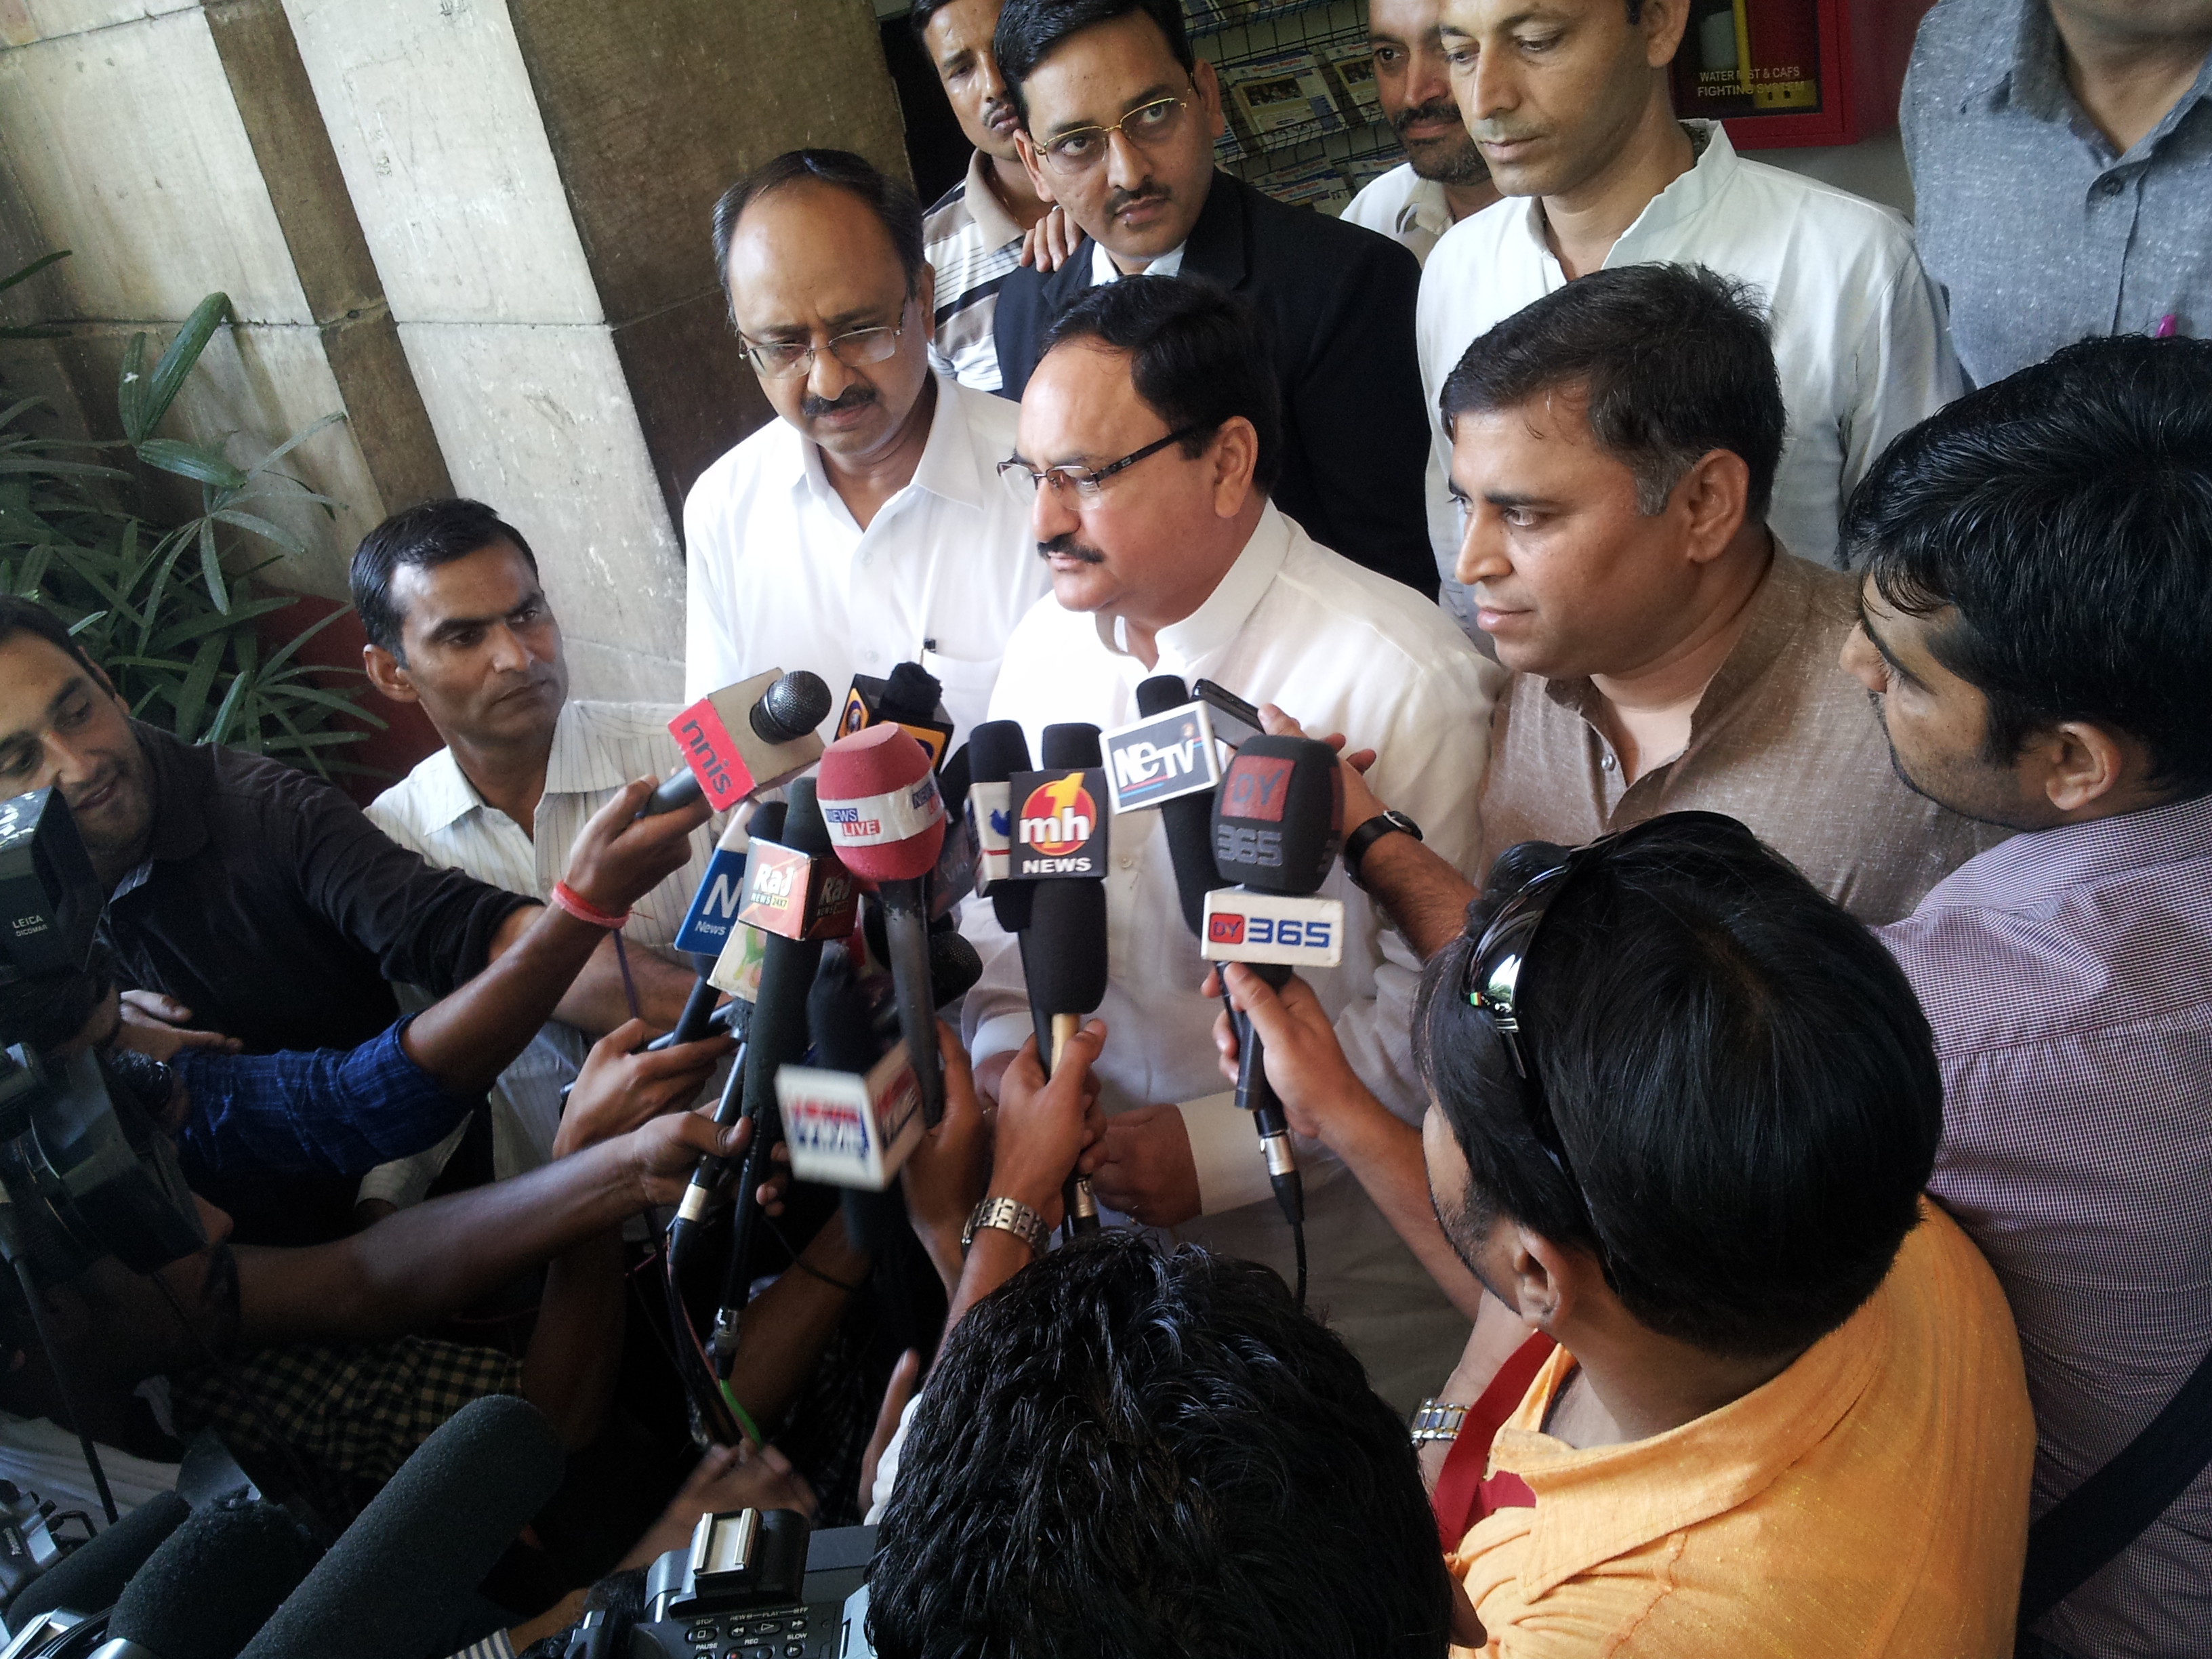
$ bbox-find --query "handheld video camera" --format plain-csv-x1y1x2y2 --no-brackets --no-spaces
0,787,203,1286
617,1511,874,1659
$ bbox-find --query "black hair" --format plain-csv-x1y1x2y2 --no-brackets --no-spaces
348,498,539,662
1042,275,1283,492
867,1232,1452,1659
908,0,955,41
1440,262,1785,518
1845,333,2212,798
710,150,927,312
1415,813,1941,1361
994,0,1195,124
0,597,101,684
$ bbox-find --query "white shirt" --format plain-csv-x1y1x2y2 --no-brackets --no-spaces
1417,121,1963,567
1089,239,1186,284
961,504,1504,1215
1342,161,1456,265
364,699,720,1193
683,371,1050,746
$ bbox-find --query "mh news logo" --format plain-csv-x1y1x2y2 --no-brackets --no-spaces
1018,773,1097,857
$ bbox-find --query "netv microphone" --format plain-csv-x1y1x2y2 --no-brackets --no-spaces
643,669,832,817
239,1395,567,1659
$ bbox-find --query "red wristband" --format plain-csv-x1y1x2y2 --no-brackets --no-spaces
550,879,630,930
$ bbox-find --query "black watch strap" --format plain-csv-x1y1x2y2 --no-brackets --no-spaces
1343,810,1421,890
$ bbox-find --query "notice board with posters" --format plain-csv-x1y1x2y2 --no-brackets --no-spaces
1670,0,1933,149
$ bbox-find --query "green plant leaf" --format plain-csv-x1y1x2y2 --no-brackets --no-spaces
0,251,69,295
203,663,255,746
118,331,150,443
199,518,228,613
210,508,306,557
137,293,230,441
136,440,248,491
0,456,131,480
254,600,351,678
245,411,345,479
173,633,226,739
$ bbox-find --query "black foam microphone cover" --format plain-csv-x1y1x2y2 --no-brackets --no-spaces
968,720,1036,933
1135,674,1222,938
1213,735,1345,896
5,1489,186,1622
1025,878,1109,1016
930,928,983,1005
882,662,943,724
238,1395,567,1659
751,671,833,744
749,800,787,845
109,1493,317,1659
807,945,877,1076
1040,721,1103,769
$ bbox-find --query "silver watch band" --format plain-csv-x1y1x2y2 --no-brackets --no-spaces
962,1195,1048,1259
1408,1398,1469,1444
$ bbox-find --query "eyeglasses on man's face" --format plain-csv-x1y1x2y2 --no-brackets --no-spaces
1033,92,1195,176
738,314,907,381
996,424,1204,505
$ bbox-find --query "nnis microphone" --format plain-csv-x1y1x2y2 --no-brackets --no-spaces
644,668,832,817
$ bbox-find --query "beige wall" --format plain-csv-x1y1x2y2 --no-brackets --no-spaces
0,0,906,701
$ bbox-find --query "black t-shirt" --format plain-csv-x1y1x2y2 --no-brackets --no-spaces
100,726,533,1242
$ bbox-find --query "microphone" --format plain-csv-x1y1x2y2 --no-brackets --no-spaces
1133,675,1225,937
643,669,832,816
239,1395,567,1659
834,662,954,771
1027,723,1111,1236
966,720,1032,914
5,1490,186,1624
815,725,947,1129
1205,735,1347,1240
90,1494,318,1659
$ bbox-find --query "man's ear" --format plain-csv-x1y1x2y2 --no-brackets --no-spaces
1015,129,1054,202
1641,0,1692,68
1193,58,1227,140
362,642,417,705
1496,1222,1576,1330
2030,719,2136,817
1675,447,1750,566
1208,417,1261,517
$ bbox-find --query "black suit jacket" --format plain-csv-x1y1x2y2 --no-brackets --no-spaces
994,171,1437,598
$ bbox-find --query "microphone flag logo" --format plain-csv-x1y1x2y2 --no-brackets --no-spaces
1007,767,1110,878
1019,772,1096,856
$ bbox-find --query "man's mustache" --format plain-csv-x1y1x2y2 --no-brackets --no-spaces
1393,98,1466,138
802,385,877,420
1038,533,1107,566
1105,182,1170,218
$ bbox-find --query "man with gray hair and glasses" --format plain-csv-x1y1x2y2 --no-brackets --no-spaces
684,149,1049,743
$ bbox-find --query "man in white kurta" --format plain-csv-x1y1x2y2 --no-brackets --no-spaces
960,274,1504,1410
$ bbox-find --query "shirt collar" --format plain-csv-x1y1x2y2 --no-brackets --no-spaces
1090,503,1293,677
1090,238,1187,285
1481,1244,1891,1595
542,701,644,796
960,148,1025,249
1606,121,1734,258
1401,175,1454,239
1912,791,2212,917
792,370,986,516
403,743,489,836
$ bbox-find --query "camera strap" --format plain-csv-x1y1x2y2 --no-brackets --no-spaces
2019,1338,2212,1626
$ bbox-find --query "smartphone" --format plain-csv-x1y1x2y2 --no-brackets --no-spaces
1192,679,1264,751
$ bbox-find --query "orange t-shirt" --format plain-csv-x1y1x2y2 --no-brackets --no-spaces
1450,1201,2034,1658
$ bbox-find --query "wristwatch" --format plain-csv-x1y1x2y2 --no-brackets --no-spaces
1343,809,1423,892
961,1195,1049,1259
1408,1398,1469,1445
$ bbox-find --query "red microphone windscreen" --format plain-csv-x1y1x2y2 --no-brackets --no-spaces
819,723,947,881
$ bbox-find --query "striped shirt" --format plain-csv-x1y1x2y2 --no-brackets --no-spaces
924,150,1025,393
364,699,719,1193
1879,793,2212,1659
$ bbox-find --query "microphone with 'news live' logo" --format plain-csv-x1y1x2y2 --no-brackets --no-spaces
1201,736,1347,1248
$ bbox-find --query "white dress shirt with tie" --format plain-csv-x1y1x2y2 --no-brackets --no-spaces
1417,121,1962,567
961,503,1507,1408
682,371,1050,745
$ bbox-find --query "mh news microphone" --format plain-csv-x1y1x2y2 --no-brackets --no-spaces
89,1494,319,1659
1203,736,1347,1232
835,661,954,771
1023,723,1112,1236
239,1395,567,1659
643,668,832,817
816,724,948,1129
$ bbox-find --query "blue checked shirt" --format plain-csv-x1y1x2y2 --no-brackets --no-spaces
167,1017,473,1183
